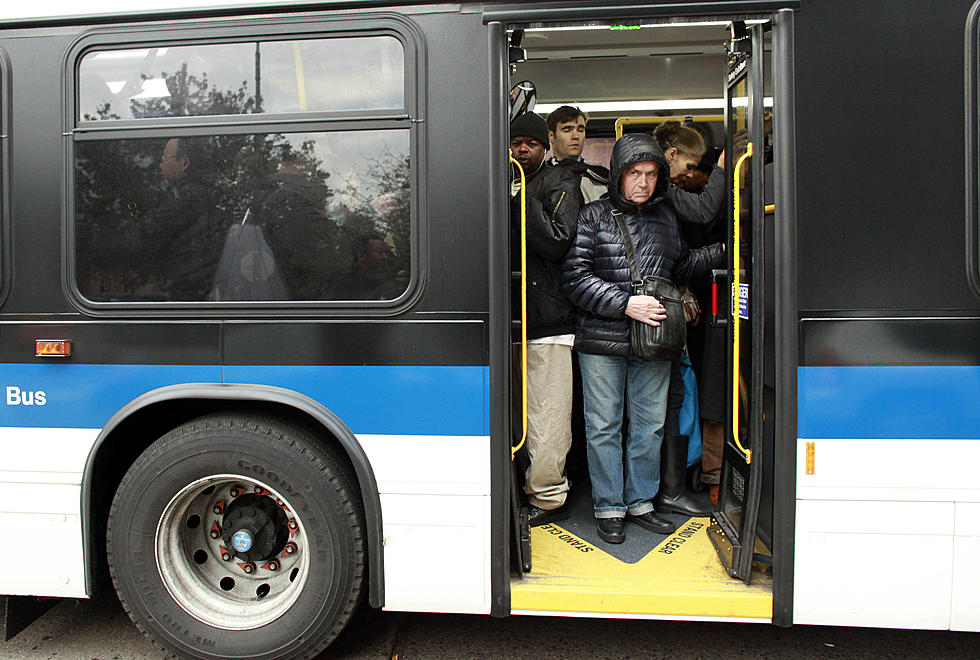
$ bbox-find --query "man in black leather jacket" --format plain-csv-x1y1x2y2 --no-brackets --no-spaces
510,113,584,526
562,132,722,544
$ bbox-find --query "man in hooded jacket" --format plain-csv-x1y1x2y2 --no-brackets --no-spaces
562,133,722,544
510,113,584,525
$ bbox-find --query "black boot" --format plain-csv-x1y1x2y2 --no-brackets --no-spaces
654,434,712,517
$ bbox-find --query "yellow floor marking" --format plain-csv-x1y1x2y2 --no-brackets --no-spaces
511,518,772,619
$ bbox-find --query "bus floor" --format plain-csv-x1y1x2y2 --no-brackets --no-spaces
510,486,773,621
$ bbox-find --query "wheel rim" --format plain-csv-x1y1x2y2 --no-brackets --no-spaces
155,474,311,630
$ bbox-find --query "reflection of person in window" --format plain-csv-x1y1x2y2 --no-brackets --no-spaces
326,233,397,300
147,137,225,300
251,150,336,300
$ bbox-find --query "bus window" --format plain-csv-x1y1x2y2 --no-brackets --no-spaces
74,130,411,302
78,36,405,121
70,25,416,306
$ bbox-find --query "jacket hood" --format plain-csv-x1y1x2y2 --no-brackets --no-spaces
607,133,670,213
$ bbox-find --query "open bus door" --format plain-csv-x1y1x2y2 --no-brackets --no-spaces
708,20,773,583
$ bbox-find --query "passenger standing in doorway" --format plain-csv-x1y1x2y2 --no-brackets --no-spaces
563,133,722,544
510,113,584,526
649,121,718,517
655,121,728,506
678,150,728,504
546,105,609,204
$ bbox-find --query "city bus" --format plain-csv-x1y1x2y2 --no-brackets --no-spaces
1,0,978,657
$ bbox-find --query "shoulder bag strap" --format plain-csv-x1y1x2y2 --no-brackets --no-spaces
611,207,642,284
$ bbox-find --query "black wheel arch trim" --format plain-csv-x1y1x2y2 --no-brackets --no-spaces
80,382,384,608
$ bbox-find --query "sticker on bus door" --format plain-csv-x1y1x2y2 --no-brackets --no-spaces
732,283,749,320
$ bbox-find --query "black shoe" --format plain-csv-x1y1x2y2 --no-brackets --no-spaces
654,491,712,517
596,517,625,544
628,511,677,535
527,503,569,527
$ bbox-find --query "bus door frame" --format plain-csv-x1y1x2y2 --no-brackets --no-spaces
484,3,799,626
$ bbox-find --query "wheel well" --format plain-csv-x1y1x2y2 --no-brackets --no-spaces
86,397,381,606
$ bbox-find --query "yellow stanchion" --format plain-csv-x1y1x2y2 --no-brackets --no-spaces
731,142,753,464
509,156,528,459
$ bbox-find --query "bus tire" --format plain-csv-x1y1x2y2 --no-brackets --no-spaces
106,414,365,660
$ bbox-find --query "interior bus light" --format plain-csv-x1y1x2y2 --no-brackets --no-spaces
521,19,768,34
533,97,773,115
36,339,71,357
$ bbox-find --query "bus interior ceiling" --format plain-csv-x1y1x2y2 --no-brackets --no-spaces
513,21,771,139
506,20,774,621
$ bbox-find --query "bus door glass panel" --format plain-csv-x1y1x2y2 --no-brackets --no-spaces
74,130,410,303
725,74,750,531
712,21,768,582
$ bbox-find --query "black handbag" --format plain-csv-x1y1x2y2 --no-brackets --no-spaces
611,209,686,361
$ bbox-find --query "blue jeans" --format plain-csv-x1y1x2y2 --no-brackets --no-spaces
578,352,671,518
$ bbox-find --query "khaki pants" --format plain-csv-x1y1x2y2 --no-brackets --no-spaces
513,343,573,509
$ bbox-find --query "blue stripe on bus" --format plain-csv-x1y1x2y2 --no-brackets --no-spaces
798,365,980,439
0,363,489,436
222,365,489,436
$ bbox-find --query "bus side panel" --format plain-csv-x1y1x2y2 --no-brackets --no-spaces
794,0,980,632
0,427,97,597
213,5,497,615
795,366,980,630
222,363,493,613
951,502,980,631
0,361,221,597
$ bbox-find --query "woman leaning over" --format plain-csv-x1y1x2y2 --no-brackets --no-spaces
561,133,722,544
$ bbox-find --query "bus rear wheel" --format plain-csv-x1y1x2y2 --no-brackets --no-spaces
107,414,364,660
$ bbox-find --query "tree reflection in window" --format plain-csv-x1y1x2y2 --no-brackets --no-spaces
74,130,411,302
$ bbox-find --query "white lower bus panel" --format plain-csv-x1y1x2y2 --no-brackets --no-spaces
359,434,492,614
0,428,95,598
794,437,980,631
951,502,980,632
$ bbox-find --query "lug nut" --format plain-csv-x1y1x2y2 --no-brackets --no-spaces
229,488,241,498
276,499,284,507
287,519,298,531
213,500,225,515
209,528,220,539
284,542,297,555
221,551,232,562
254,486,264,494
265,560,280,571
241,562,256,574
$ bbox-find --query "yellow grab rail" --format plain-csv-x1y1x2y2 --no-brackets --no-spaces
731,142,753,465
509,156,528,459
614,115,725,139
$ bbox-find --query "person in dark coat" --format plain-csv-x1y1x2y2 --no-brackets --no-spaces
510,112,583,526
562,133,722,544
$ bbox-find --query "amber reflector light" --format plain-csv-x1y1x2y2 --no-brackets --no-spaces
36,340,71,357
